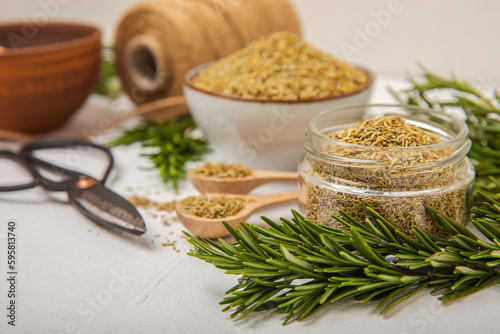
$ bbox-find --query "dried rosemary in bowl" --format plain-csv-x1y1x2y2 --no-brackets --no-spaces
299,106,475,237
192,32,370,101
179,195,249,219
190,162,252,179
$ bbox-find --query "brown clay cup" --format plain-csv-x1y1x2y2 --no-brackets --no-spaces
0,22,101,134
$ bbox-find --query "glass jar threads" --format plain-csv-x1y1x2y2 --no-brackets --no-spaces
298,104,475,237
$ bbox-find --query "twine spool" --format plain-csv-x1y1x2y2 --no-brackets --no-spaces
114,0,301,120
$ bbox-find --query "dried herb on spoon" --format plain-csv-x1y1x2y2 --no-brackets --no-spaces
179,194,249,219
190,162,253,179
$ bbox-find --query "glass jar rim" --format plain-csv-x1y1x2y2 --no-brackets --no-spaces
308,104,469,152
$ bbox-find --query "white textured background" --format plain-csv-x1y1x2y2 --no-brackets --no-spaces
1,2,500,333
1,0,499,81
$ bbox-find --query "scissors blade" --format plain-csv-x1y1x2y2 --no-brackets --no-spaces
68,183,147,235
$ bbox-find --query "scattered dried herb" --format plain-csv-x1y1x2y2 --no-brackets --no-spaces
161,241,177,249
190,162,253,179
192,32,369,101
128,196,177,213
301,114,474,237
180,195,249,219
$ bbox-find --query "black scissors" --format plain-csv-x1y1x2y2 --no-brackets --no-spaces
0,139,146,235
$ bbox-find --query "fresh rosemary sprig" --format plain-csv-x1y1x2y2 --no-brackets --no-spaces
185,204,500,325
107,118,211,190
390,70,500,227
185,70,500,325
390,69,500,197
94,47,209,189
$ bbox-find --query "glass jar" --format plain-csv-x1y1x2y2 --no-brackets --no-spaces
298,104,475,237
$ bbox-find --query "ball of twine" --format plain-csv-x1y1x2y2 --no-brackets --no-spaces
0,0,300,141
114,0,301,120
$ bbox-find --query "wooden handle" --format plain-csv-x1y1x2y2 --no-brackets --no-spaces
250,170,299,188
80,95,188,139
250,190,298,209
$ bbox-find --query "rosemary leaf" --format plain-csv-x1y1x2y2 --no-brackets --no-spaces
107,118,210,190
95,46,122,98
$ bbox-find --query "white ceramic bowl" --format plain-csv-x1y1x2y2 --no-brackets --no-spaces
183,63,374,170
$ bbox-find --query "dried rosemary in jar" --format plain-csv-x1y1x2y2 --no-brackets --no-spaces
179,195,248,219
190,162,252,179
298,105,475,237
192,32,369,101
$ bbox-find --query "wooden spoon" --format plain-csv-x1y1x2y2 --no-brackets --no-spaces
188,169,299,194
176,190,298,238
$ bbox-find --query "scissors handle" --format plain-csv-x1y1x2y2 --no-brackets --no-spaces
20,139,115,187
0,151,40,191
0,140,114,193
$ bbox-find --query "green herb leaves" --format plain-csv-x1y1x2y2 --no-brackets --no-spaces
107,118,210,190
95,46,122,99
185,205,500,325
